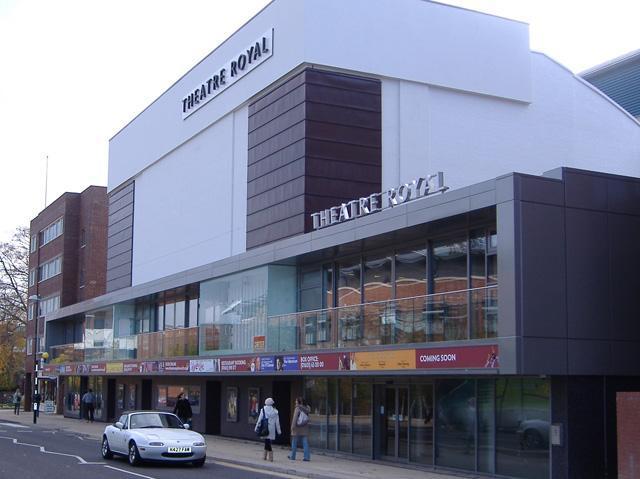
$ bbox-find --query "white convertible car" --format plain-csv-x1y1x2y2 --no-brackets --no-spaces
101,411,207,467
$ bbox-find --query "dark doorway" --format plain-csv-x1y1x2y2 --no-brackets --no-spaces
141,380,152,410
273,381,292,445
206,381,221,435
106,379,116,421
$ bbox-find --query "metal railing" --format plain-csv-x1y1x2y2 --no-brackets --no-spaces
49,286,497,363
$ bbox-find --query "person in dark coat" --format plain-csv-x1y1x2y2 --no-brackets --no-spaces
173,392,193,426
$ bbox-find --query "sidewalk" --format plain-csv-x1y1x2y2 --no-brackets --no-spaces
0,410,476,479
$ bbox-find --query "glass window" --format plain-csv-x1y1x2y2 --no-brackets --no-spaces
496,378,550,479
339,379,352,453
41,217,63,246
164,301,175,330
39,295,60,316
29,268,36,287
305,378,327,449
26,338,32,355
30,235,37,252
199,267,268,355
328,379,338,450
338,259,361,307
188,298,198,327
38,255,62,282
64,376,81,418
470,230,486,289
395,249,427,299
431,238,468,293
352,383,372,457
478,380,495,474
410,383,433,465
175,300,186,329
363,255,392,303
435,379,476,471
323,265,334,308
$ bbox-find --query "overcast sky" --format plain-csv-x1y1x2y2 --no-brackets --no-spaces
1,0,638,239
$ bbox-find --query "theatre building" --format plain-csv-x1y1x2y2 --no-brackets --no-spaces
40,1,640,478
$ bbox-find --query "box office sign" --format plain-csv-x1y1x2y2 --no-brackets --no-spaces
181,29,274,119
416,345,500,369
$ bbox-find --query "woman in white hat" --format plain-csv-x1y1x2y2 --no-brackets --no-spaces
254,397,282,461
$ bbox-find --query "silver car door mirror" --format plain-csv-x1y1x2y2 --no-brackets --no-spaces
114,422,124,429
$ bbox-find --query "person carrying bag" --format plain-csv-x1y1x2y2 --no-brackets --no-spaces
254,397,281,461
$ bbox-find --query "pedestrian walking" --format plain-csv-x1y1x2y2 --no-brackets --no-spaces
81,389,96,422
254,397,281,462
173,392,193,427
12,388,22,415
288,397,311,461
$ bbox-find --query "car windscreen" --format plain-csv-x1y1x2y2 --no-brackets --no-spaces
129,413,183,429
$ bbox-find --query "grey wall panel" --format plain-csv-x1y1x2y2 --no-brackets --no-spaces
519,201,567,338
567,339,610,375
607,177,640,215
565,208,610,339
607,213,640,341
563,169,608,210
520,337,567,375
106,180,134,292
496,199,518,339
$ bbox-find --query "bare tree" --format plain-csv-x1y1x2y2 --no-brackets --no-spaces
0,226,29,388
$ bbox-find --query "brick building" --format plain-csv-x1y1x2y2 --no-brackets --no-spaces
24,185,107,410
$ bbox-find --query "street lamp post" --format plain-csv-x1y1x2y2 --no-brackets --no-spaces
28,295,41,424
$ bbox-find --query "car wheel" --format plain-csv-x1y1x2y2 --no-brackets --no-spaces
523,429,543,449
193,458,206,467
101,437,113,459
128,442,141,466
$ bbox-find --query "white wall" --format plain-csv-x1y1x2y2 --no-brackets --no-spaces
109,0,530,191
131,106,248,285
382,52,640,192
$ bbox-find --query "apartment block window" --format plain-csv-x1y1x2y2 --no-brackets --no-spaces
80,228,86,247
40,217,63,246
27,338,33,355
39,294,60,317
30,235,37,253
28,303,35,321
38,256,62,282
29,268,36,287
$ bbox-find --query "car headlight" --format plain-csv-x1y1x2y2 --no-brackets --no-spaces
193,442,206,447
148,442,164,446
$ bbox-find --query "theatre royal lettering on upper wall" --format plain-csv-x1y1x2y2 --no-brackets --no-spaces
181,29,274,119
311,172,449,230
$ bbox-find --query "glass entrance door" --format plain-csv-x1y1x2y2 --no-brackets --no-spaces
381,386,409,460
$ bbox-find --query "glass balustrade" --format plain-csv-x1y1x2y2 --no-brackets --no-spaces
48,286,497,363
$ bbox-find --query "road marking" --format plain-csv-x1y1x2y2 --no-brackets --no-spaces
0,435,90,464
214,459,305,479
0,423,28,428
103,465,158,479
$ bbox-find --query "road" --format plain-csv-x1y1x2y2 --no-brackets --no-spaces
0,419,301,479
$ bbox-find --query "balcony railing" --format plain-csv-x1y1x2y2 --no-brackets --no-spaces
49,286,497,363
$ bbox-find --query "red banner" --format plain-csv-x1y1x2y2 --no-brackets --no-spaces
415,345,499,369
220,357,251,372
299,353,341,371
90,363,106,373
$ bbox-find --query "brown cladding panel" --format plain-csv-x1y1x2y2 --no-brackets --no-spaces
247,68,381,249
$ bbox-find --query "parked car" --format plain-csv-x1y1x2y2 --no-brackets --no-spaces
101,411,207,467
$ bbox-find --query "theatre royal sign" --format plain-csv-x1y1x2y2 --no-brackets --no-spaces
311,172,449,230
181,29,274,119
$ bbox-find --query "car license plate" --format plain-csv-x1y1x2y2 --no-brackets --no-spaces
168,447,191,453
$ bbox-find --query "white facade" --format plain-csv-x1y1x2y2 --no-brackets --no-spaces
109,0,640,286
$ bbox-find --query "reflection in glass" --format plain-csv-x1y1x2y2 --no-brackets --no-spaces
478,380,495,473
364,255,392,303
328,379,338,450
305,378,327,450
470,231,487,289
436,379,476,471
431,239,468,293
496,378,550,479
410,384,434,465
338,260,361,307
352,383,372,457
339,379,352,453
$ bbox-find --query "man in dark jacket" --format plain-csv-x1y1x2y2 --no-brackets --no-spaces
173,393,193,426
288,397,311,461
